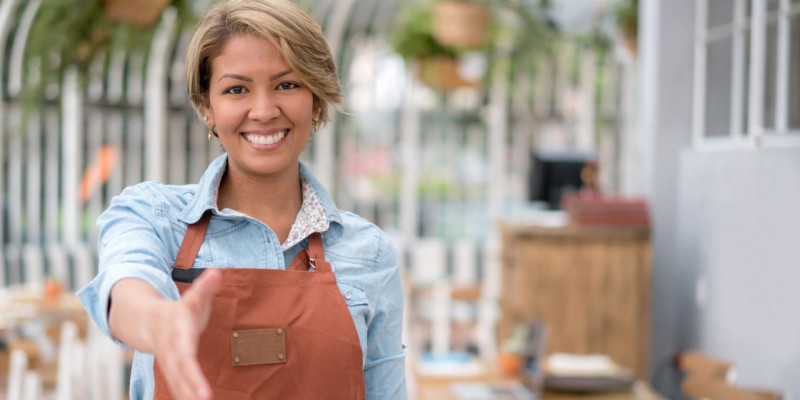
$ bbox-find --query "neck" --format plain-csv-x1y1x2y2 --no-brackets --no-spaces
217,162,303,242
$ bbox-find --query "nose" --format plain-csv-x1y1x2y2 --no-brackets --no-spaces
248,91,280,122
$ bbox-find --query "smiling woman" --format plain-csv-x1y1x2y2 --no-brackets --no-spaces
76,1,407,399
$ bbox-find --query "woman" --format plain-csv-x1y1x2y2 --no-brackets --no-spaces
78,1,407,399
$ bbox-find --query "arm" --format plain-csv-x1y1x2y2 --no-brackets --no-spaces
77,184,219,400
364,235,407,399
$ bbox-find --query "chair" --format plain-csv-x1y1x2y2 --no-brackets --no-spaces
677,351,783,400
6,348,44,400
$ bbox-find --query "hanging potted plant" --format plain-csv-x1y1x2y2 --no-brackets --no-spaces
22,0,197,107
614,0,638,54
103,0,173,26
432,0,492,50
391,2,481,91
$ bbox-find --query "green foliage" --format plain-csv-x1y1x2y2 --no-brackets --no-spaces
615,0,638,39
23,0,198,106
391,2,460,60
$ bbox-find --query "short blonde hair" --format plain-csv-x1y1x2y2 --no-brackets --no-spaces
185,0,342,126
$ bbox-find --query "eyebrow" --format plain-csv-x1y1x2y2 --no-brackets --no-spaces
217,70,293,82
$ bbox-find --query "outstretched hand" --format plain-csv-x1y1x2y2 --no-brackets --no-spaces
153,268,223,400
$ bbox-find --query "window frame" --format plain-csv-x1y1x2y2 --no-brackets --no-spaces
693,0,800,149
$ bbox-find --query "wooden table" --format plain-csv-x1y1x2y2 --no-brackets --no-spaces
0,285,87,375
413,359,665,400
0,285,85,333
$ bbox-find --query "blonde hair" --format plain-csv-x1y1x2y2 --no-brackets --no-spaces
185,0,342,126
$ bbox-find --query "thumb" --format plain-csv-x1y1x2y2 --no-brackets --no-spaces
183,268,223,310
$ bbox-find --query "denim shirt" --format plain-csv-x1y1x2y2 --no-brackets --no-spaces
77,154,407,400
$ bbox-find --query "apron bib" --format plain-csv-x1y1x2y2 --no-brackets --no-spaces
152,212,366,399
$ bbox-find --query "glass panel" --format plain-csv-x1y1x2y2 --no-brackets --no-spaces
764,20,778,129
742,30,750,134
790,13,800,129
705,37,734,137
768,0,780,11
709,0,734,29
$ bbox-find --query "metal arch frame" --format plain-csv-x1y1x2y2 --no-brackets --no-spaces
312,0,357,190
0,0,22,282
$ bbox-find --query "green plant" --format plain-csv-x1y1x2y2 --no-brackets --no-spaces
391,2,460,60
615,0,638,43
23,0,198,106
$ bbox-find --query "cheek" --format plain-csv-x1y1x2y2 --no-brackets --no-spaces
211,103,246,130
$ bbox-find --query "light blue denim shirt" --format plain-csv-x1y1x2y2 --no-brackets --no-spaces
78,154,407,400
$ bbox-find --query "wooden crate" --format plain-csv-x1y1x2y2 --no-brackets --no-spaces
499,223,651,380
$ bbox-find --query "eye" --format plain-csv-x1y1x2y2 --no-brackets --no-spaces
225,86,246,95
277,82,299,90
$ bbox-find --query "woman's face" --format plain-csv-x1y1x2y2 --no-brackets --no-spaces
204,34,316,180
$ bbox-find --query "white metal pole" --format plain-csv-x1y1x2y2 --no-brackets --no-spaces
61,67,82,246
144,7,177,182
399,65,419,242
313,0,356,190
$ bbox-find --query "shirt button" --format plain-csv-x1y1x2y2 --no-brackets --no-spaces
278,354,285,361
276,328,283,335
234,357,240,364
232,332,239,338
344,290,352,300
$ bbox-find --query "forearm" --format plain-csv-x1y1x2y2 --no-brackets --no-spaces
108,278,172,353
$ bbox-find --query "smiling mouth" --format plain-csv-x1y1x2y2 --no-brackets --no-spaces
243,130,288,145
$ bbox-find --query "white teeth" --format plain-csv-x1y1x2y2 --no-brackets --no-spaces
245,130,287,145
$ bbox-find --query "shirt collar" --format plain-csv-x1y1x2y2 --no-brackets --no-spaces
178,154,343,238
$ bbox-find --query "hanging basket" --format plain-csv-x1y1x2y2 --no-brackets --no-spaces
415,57,478,91
432,1,491,49
103,0,171,26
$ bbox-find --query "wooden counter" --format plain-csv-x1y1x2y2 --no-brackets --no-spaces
499,222,652,380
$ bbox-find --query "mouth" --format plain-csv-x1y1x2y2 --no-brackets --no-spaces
243,129,288,146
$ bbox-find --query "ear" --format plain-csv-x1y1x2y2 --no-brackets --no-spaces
202,102,214,127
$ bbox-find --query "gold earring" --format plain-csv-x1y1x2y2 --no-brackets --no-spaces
311,118,319,133
208,126,215,141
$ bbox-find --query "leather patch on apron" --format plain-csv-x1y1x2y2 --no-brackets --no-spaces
230,328,287,366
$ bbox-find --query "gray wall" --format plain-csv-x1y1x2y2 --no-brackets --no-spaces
648,0,800,397
677,148,800,394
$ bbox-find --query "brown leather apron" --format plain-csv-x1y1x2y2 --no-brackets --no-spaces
152,212,366,399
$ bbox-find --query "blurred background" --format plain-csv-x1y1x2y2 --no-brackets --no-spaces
0,0,797,399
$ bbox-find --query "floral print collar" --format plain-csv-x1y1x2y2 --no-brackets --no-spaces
282,178,330,250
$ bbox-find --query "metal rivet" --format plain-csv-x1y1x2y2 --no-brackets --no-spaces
278,354,285,361
344,290,352,299
234,357,240,364
233,332,239,338
276,328,283,335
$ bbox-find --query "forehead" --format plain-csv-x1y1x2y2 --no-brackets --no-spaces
210,34,289,77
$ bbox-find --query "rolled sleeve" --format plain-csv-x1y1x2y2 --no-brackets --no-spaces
364,235,407,399
77,183,180,348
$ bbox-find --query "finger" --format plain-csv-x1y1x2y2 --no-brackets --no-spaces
163,328,211,400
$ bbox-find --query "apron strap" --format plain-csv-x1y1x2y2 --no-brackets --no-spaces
287,233,331,272
306,233,332,273
174,211,212,270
